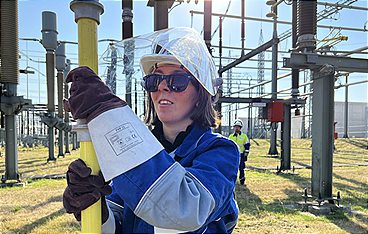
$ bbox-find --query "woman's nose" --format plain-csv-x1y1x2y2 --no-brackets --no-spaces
157,79,170,92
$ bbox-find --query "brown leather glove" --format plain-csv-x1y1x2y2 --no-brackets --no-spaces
63,66,127,122
63,159,112,222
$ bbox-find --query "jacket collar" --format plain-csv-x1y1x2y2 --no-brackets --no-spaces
174,124,211,158
232,131,242,137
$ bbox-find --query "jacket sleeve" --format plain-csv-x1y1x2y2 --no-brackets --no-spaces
244,142,250,152
108,137,239,231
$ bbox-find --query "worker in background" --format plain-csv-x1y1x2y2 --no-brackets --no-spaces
62,27,240,233
229,119,250,185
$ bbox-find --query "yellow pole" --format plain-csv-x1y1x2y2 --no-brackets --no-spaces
70,1,104,233
78,17,101,234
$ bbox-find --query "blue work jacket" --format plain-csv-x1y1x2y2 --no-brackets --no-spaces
106,124,240,233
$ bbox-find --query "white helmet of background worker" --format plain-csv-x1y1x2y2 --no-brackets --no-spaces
233,119,243,128
139,27,222,97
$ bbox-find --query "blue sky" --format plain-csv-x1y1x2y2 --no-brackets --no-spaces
17,0,367,108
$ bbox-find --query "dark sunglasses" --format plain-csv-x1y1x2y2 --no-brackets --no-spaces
142,73,195,93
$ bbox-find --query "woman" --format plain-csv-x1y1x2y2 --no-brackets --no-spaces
63,27,239,233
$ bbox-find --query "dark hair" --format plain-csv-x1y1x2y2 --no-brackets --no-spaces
144,79,219,129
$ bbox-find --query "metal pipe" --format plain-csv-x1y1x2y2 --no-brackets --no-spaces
335,79,368,88
190,10,368,33
212,44,290,54
57,70,65,157
64,59,71,154
45,50,56,162
343,75,349,138
56,42,66,157
225,72,291,96
340,46,368,56
317,1,368,11
241,0,245,56
46,51,55,112
219,17,223,70
269,5,279,155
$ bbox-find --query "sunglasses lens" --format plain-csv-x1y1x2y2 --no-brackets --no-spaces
143,74,194,93
143,74,159,92
169,75,191,92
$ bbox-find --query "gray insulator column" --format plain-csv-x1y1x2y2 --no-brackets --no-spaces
291,0,299,97
296,0,317,51
268,6,278,156
0,0,20,182
56,43,66,157
0,1,19,84
2,85,19,182
64,59,71,153
41,11,58,162
46,51,56,161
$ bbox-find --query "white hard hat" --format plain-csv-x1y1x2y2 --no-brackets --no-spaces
233,119,243,127
139,27,222,96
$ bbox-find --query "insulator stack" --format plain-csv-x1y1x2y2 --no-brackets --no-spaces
296,0,317,51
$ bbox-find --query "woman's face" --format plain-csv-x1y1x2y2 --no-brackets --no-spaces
150,64,199,126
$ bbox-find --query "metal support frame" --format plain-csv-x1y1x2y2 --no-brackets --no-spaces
1,85,32,183
219,96,305,105
311,65,335,199
284,52,368,200
0,0,32,184
280,103,291,171
284,53,368,73
218,38,278,74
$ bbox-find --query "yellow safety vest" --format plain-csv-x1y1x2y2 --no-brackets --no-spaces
229,132,249,153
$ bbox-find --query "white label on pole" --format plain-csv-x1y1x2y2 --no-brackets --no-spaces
252,102,267,107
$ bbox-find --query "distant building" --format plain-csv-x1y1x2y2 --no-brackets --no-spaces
291,101,367,138
334,101,368,138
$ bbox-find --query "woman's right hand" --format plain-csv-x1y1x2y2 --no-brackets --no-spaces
63,159,112,222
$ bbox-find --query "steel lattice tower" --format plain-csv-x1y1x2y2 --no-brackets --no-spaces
255,28,266,138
